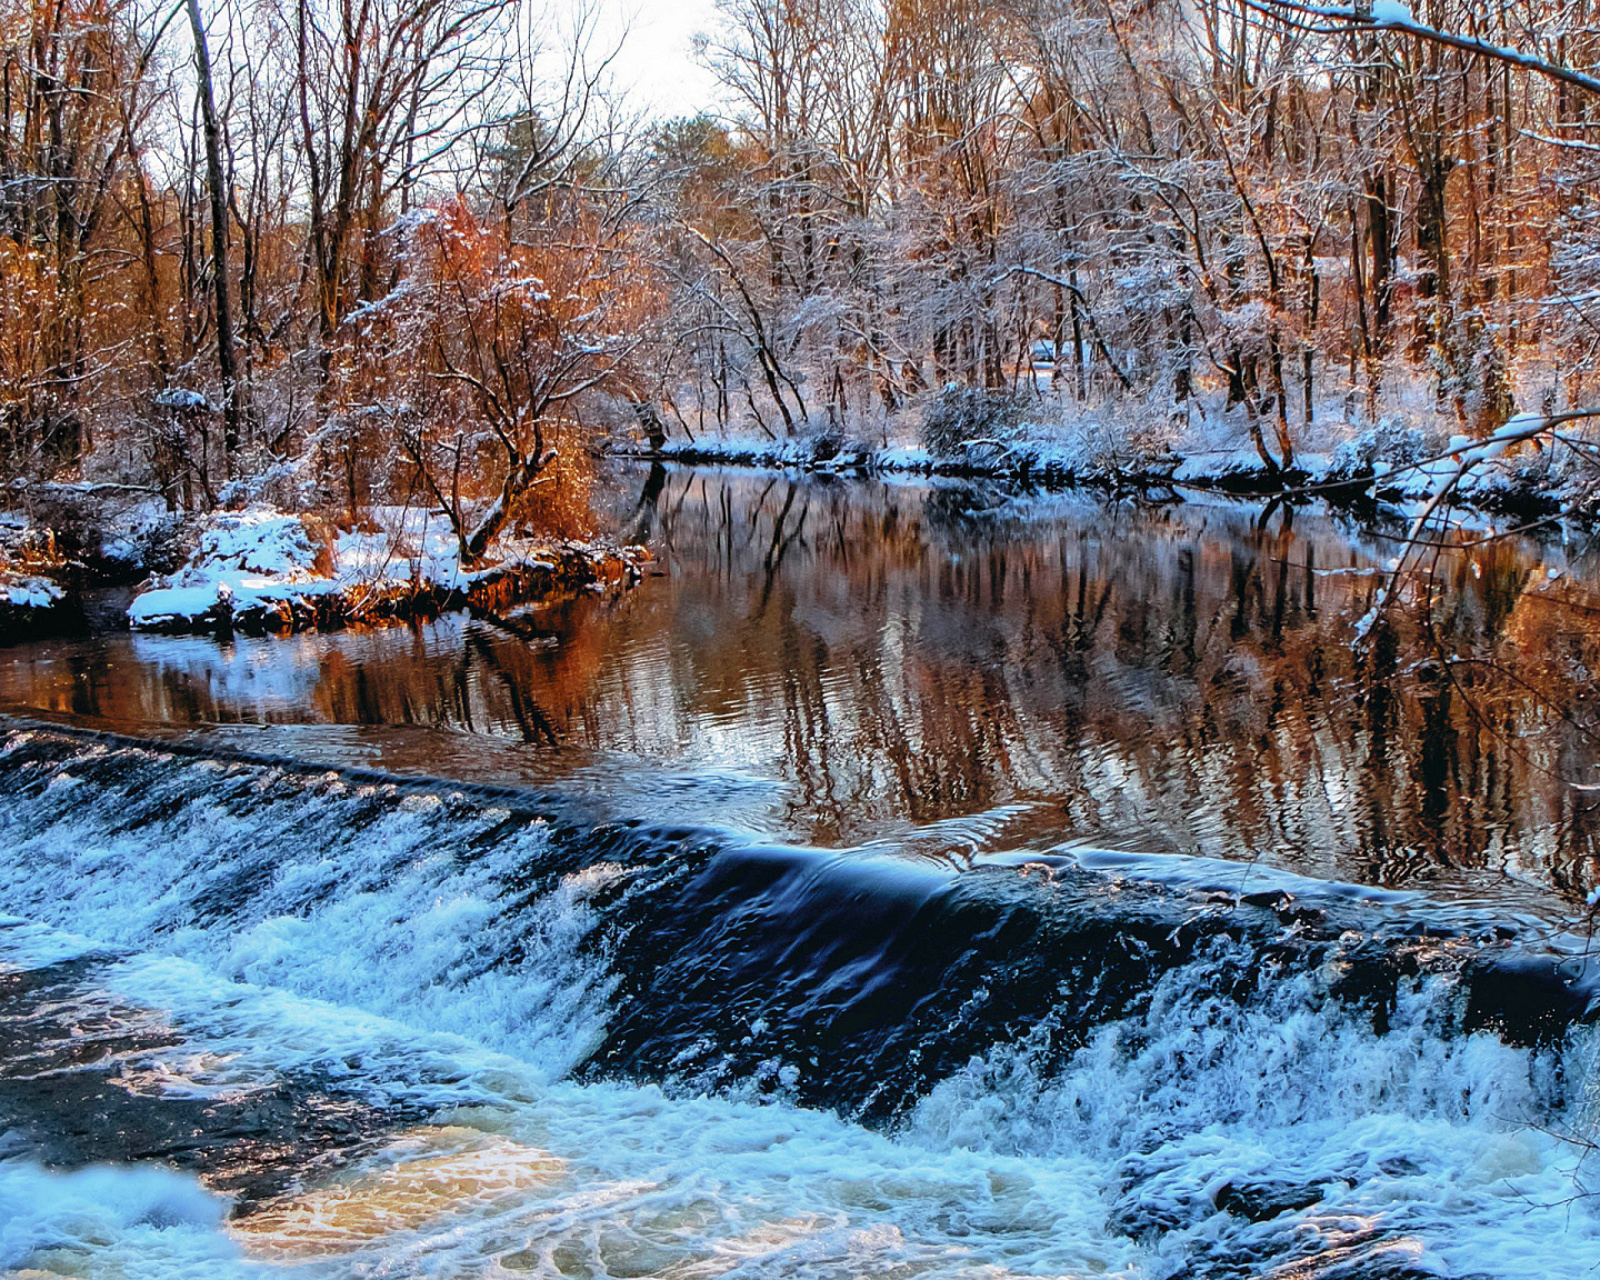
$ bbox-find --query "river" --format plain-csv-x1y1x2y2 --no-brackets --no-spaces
0,466,1598,1277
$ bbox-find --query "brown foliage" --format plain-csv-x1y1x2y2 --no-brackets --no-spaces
382,196,659,557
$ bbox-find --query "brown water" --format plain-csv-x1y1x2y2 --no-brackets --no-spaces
4,465,1599,908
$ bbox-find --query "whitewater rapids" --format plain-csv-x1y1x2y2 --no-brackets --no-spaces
0,722,1596,1279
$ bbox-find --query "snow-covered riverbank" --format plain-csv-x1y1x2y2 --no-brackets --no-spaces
632,419,1572,518
126,506,646,635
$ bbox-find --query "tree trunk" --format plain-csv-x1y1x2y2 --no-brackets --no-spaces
186,0,243,472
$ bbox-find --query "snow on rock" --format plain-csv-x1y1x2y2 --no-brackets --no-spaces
4,575,64,610
0,513,73,636
128,508,333,630
152,387,209,410
0,569,69,640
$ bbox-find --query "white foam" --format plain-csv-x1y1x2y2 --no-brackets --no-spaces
0,753,614,1083
0,1162,268,1279
4,937,1142,1279
910,957,1600,1277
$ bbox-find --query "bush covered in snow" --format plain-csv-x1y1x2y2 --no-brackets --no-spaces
920,388,1023,458
1328,418,1440,477
179,509,328,582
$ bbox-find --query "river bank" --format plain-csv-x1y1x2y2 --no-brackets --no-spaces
0,496,648,643
629,422,1573,521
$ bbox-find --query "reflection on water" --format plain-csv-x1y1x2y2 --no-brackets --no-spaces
3,467,1600,906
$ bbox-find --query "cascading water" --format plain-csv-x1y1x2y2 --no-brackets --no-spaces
1,721,1597,1279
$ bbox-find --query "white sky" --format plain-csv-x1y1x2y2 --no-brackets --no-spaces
585,0,727,120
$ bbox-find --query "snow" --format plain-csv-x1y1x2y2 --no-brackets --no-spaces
0,510,70,617
3,575,63,610
655,425,1096,480
1299,0,1600,97
1173,449,1269,481
128,508,337,629
633,392,1592,522
664,427,1335,491
153,388,209,410
874,445,934,470
330,516,462,590
1370,0,1414,22
195,509,323,578
658,435,824,468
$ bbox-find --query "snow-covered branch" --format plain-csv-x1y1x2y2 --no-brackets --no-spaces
1240,0,1600,99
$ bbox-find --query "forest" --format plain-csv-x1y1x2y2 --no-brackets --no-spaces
10,1,1600,1270
5,0,1600,550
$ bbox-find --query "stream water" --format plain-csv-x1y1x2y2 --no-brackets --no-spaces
2,467,1600,1277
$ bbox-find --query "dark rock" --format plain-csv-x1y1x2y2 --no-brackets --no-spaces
1213,1177,1326,1222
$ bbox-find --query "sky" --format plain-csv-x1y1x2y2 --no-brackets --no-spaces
585,0,726,120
